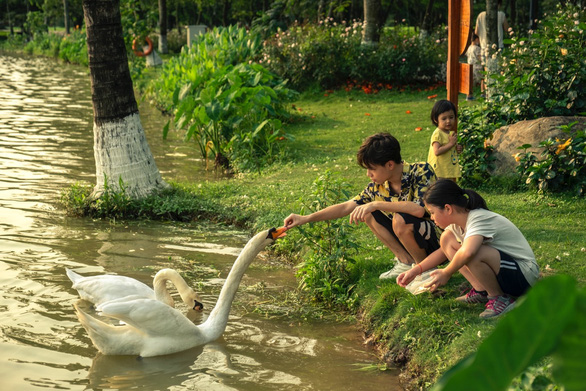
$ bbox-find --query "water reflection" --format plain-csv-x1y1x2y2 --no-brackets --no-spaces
0,53,399,390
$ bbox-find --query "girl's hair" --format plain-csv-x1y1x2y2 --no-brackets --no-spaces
357,132,402,168
423,179,488,210
430,99,458,126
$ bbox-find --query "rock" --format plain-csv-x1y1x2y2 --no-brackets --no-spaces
487,116,586,175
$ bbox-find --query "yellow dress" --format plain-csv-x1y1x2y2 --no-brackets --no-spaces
427,128,461,179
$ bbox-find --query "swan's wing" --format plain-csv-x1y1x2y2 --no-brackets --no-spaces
69,274,154,305
98,298,199,336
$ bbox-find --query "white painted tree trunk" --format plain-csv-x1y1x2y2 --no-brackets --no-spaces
93,113,168,199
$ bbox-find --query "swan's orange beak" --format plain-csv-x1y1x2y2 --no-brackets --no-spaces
269,226,288,240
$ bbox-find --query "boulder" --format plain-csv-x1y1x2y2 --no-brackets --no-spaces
487,116,586,175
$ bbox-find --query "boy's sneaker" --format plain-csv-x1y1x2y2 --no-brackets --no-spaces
379,259,412,280
479,295,516,318
455,288,489,304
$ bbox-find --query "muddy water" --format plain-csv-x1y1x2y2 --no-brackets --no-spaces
0,53,400,390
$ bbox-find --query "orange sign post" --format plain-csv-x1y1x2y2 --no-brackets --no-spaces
447,0,473,107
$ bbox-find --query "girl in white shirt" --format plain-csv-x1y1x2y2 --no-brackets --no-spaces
397,179,539,318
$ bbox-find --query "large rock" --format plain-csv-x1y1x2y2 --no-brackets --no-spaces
487,116,586,175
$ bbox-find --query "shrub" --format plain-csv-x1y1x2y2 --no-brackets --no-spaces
58,29,88,66
291,171,360,309
260,19,446,90
488,4,586,119
515,121,586,195
148,26,297,173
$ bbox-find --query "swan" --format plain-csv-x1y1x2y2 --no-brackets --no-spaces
66,268,203,311
73,227,287,357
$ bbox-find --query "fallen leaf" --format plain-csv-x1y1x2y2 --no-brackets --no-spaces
428,94,438,99
406,110,412,114
415,127,422,131
365,113,371,116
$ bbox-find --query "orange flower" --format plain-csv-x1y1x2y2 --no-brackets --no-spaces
406,110,412,114
427,94,438,99
415,127,422,132
324,93,329,97
555,138,572,155
365,113,371,116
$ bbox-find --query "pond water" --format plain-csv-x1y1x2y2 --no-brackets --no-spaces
0,53,400,390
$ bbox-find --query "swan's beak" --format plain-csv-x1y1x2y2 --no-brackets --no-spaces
193,299,204,311
268,226,288,240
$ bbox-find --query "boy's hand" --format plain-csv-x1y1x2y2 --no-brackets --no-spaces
283,213,306,229
349,204,373,224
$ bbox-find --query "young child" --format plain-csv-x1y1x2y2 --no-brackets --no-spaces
284,132,440,281
466,33,482,101
397,179,540,318
427,100,461,181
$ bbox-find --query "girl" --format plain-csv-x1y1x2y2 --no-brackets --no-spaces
397,179,539,318
427,100,461,181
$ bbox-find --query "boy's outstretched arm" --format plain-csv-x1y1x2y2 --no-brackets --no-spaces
284,200,358,229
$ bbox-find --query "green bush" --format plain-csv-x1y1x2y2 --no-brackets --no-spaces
149,26,297,173
290,171,360,309
515,121,586,195
489,4,586,118
58,29,88,66
260,19,446,90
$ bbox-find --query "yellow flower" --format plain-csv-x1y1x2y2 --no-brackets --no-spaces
555,138,572,155
561,48,568,56
514,153,522,162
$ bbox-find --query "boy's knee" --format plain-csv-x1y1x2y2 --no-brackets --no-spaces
392,214,412,237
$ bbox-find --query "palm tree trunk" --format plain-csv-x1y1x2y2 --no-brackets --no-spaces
158,0,168,54
82,0,167,199
362,0,381,45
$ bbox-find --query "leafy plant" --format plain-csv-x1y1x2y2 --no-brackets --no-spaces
432,274,585,391
515,121,586,195
489,4,586,118
291,171,360,308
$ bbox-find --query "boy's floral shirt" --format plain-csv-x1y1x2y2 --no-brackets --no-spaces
353,162,436,218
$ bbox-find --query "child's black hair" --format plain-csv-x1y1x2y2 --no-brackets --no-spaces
430,99,458,126
471,33,479,42
357,132,402,168
423,179,488,210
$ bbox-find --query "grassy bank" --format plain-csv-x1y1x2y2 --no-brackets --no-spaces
145,88,584,389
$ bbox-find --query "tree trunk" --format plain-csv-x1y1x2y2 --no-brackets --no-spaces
63,0,70,35
158,0,168,54
362,0,381,45
509,0,516,27
82,0,168,199
420,0,436,37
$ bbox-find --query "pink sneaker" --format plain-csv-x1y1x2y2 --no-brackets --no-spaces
479,295,516,318
455,288,489,304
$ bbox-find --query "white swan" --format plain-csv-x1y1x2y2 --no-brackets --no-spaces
73,227,287,357
66,268,203,311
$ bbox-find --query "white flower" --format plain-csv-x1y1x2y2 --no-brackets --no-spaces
477,331,482,338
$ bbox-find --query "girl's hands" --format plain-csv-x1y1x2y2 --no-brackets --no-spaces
424,269,451,292
397,268,418,287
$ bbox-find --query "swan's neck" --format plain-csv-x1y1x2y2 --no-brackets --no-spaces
201,232,272,341
153,269,187,307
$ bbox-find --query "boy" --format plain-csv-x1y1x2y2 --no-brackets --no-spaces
466,34,482,101
283,133,440,281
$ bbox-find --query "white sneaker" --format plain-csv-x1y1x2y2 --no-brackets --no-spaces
405,268,437,295
379,259,413,280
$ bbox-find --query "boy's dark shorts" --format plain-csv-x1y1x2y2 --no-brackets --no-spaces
496,250,531,297
371,210,440,256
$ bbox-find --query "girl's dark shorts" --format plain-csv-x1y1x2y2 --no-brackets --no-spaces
496,250,531,297
371,210,440,256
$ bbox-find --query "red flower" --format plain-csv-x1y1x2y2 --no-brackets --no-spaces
365,113,371,116
415,127,422,132
406,110,412,114
427,94,438,99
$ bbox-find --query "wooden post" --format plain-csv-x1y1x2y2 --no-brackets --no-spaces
447,0,473,109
